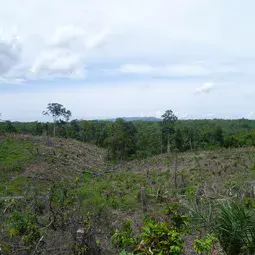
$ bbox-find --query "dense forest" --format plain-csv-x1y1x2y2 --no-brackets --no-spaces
1,106,255,160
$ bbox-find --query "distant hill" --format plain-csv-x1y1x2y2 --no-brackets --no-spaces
107,117,161,122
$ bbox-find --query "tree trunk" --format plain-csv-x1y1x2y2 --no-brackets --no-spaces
53,123,56,137
189,137,193,151
167,135,170,153
174,153,178,189
141,187,147,213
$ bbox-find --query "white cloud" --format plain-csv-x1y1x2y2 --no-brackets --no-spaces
0,0,255,81
85,28,110,50
0,35,21,75
120,64,210,77
164,65,210,76
49,25,110,50
30,26,86,78
195,82,215,94
30,48,85,78
120,64,154,74
0,77,25,84
1,0,255,120
29,25,109,78
50,26,86,48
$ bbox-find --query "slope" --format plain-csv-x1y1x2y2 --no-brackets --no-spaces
0,134,107,197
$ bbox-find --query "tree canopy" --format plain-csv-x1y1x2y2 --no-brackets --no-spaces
43,103,71,122
42,103,71,136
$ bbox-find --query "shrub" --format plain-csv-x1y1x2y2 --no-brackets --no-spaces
8,211,42,246
164,204,190,232
217,202,255,255
111,219,136,249
136,219,185,255
193,234,218,255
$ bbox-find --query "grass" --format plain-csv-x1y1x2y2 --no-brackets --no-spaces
0,134,107,197
0,176,27,195
0,138,36,196
0,138,35,171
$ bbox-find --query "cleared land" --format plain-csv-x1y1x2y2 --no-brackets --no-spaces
0,134,255,254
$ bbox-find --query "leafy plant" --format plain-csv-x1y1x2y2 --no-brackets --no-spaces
136,218,185,255
0,242,12,254
217,202,255,255
120,251,135,255
111,219,136,249
193,234,218,254
164,204,190,232
184,200,216,232
8,211,42,245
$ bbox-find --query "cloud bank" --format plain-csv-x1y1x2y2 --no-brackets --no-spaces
0,0,255,120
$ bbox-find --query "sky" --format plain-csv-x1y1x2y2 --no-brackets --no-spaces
0,0,255,121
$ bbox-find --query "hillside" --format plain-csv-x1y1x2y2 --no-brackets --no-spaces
0,135,255,254
0,134,107,197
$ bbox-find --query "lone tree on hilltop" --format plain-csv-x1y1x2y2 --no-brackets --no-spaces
43,103,71,137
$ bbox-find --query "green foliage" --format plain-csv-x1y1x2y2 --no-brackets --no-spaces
161,110,178,153
8,210,42,245
120,251,134,255
161,110,178,124
137,219,185,255
2,117,255,159
106,118,138,160
164,204,190,232
133,206,190,254
111,219,136,249
2,176,28,195
0,242,12,254
42,103,71,122
193,234,218,255
43,103,71,136
0,139,34,171
224,134,240,148
1,119,255,254
217,202,255,255
184,200,216,232
4,121,17,133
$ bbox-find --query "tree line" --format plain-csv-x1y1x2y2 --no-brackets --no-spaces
1,103,255,160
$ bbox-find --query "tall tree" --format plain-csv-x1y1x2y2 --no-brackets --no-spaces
5,121,17,133
69,119,80,139
161,110,178,153
42,103,71,137
80,120,94,143
106,118,138,160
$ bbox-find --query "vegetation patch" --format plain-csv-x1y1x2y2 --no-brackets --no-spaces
0,138,35,171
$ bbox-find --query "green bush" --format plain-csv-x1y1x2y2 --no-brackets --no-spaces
111,219,136,249
193,234,218,255
217,202,255,255
136,219,185,255
8,211,42,246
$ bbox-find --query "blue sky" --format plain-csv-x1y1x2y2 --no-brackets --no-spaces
1,0,255,121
